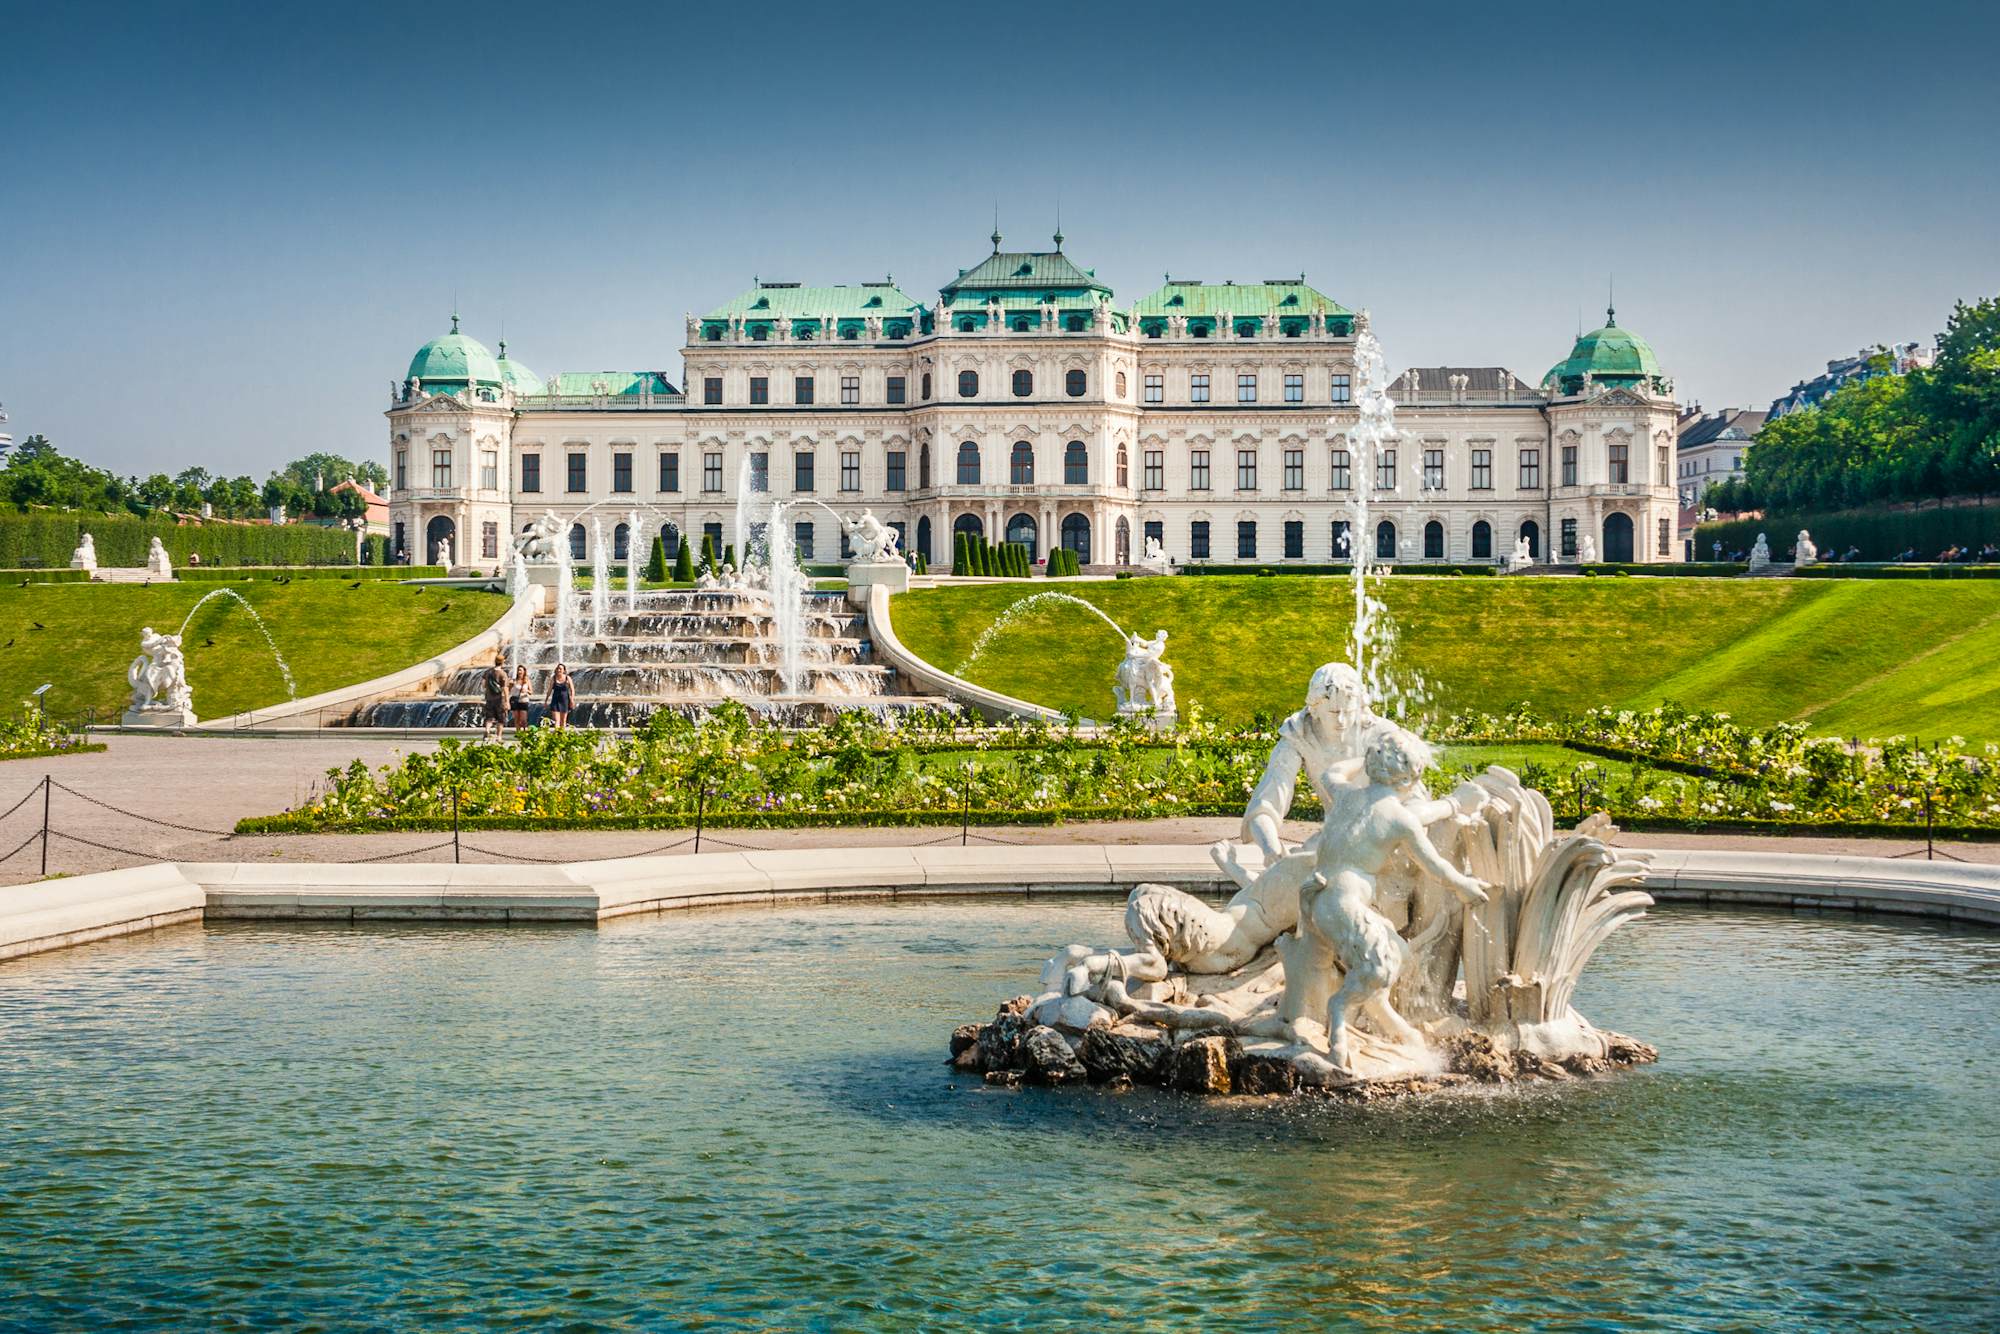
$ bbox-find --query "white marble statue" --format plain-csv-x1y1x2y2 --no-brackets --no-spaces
1795,529,1818,565
126,627,193,718
994,663,1655,1090
1140,534,1171,575
146,536,172,578
1505,535,1533,572
844,511,900,564
514,510,563,563
1748,532,1772,572
1112,630,1175,718
70,532,97,574
1578,534,1598,565
434,535,452,569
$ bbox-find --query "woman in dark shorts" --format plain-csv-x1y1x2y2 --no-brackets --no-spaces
547,663,574,729
510,665,531,729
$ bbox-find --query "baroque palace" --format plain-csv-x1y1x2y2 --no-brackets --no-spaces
386,232,1683,572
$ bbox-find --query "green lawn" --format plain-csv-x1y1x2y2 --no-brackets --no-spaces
0,581,510,722
891,576,2000,740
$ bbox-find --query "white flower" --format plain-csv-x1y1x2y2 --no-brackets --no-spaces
1769,801,1794,812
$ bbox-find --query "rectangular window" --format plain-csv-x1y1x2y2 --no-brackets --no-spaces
1190,520,1210,560
1237,373,1258,403
1283,448,1304,490
1190,372,1210,403
886,376,905,405
1423,448,1444,490
794,521,814,562
703,453,723,492
480,521,498,559
566,453,586,493
749,452,768,493
1143,520,1163,555
1237,520,1257,559
519,454,539,493
840,451,860,492
1609,442,1630,484
1659,516,1672,556
886,451,906,492
395,450,407,492
431,449,452,489
1332,519,1351,558
1561,517,1578,558
1190,449,1211,491
1284,373,1303,403
1377,448,1398,490
1519,449,1541,489
1562,445,1578,487
1236,449,1257,491
703,377,722,405
1471,449,1492,490
794,376,814,405
1143,450,1164,491
1657,445,1670,486
1283,520,1303,558
659,452,679,493
479,450,497,491
1143,373,1163,403
749,376,769,405
1330,373,1351,403
612,452,633,493
793,451,814,493
841,375,859,406
1329,448,1351,491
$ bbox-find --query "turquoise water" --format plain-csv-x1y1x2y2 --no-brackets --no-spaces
0,900,1995,1331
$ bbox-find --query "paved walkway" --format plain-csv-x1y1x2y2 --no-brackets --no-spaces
5,732,1994,883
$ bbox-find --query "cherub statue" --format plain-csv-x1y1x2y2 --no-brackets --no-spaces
146,536,173,578
128,627,193,714
514,510,563,563
434,534,452,569
70,532,97,573
1579,534,1598,564
1113,630,1173,716
1795,529,1818,565
1290,726,1488,1071
844,511,900,564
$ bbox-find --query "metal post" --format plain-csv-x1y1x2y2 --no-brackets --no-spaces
694,785,707,855
1925,789,1934,862
39,774,51,878
961,762,974,847
452,789,461,864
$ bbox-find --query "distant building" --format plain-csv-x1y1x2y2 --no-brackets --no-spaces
0,401,11,454
329,479,390,533
1768,341,1935,418
1675,407,1766,504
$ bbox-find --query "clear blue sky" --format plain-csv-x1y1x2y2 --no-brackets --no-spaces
2,0,1995,478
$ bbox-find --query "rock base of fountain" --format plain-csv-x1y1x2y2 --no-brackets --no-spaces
951,1000,1656,1099
843,559,909,604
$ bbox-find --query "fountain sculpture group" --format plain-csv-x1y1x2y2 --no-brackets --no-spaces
124,628,194,727
953,660,1657,1096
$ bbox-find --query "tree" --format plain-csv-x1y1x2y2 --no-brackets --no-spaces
645,535,669,583
673,536,695,582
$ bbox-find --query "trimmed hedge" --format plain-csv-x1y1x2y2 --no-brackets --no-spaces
0,509,356,568
1576,562,1747,578
1181,563,1499,576
178,565,446,582
0,568,93,584
1790,563,2000,580
1695,502,2000,564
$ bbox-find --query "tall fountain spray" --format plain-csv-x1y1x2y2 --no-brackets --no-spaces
590,516,609,640
507,546,530,672
765,498,808,695
626,510,642,610
553,532,573,669
1342,318,1428,723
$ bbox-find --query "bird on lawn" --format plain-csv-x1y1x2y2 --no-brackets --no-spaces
203,637,217,647
30,622,45,631
436,602,451,613
2,638,12,648
349,581,362,589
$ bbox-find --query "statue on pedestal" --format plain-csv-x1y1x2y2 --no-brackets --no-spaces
434,535,452,569
1579,534,1598,564
1794,529,1818,565
70,532,97,574
125,627,194,724
1748,532,1772,572
146,536,173,578
1112,630,1175,719
514,511,562,563
843,511,900,564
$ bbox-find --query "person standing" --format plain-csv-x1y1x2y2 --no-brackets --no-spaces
510,664,531,730
547,663,574,730
482,654,510,739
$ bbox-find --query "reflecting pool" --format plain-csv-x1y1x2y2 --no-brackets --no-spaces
0,900,1995,1330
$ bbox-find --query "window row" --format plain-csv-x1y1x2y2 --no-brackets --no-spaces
702,374,907,407
1141,371,1351,404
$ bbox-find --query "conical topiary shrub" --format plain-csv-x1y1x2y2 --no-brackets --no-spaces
646,535,669,583
673,537,694,583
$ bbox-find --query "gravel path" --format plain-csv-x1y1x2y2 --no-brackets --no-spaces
3,732,1992,883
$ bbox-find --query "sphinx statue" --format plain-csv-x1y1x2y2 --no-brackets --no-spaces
70,532,97,574
145,536,173,579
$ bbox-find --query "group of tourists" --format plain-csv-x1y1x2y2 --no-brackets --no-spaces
480,655,574,737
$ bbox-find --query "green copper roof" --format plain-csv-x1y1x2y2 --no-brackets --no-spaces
1544,309,1664,391
1131,279,1350,318
703,281,922,322
494,340,543,397
940,244,1110,297
407,317,501,386
543,371,676,397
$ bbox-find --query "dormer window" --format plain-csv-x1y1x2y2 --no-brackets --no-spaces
753,296,769,309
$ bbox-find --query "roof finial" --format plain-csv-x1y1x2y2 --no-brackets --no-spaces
991,204,1002,253
1053,198,1063,251
1606,275,1616,327
450,311,460,335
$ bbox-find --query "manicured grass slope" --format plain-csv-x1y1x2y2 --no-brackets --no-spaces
892,577,2000,739
0,582,509,721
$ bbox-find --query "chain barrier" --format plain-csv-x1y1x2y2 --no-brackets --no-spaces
0,831,44,865
348,839,460,864
47,781,241,837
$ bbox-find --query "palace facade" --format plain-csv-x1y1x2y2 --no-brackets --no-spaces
385,233,1683,572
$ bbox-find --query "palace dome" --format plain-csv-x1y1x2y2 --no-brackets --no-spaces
494,340,543,396
407,316,502,388
1544,308,1663,393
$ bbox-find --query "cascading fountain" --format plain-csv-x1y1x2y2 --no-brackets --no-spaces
625,510,642,611
1343,317,1430,723
590,516,610,640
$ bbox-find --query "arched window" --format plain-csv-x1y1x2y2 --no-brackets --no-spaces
1012,369,1033,397
921,372,932,400
1424,520,1445,559
1519,520,1540,559
751,324,768,341
614,522,631,562
1115,371,1127,397
569,523,588,562
1012,317,1032,332
1064,441,1088,485
1471,520,1492,560
1010,441,1034,485
958,318,977,332
956,441,980,484
840,325,858,340
1006,512,1038,555
1065,314,1085,332
1116,445,1129,489
1060,512,1092,563
1065,369,1086,397
958,370,979,397
659,522,680,560
952,512,984,542
916,516,932,562
1375,520,1396,560
1115,517,1131,564
1236,321,1257,338
1190,322,1209,338
919,443,932,489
